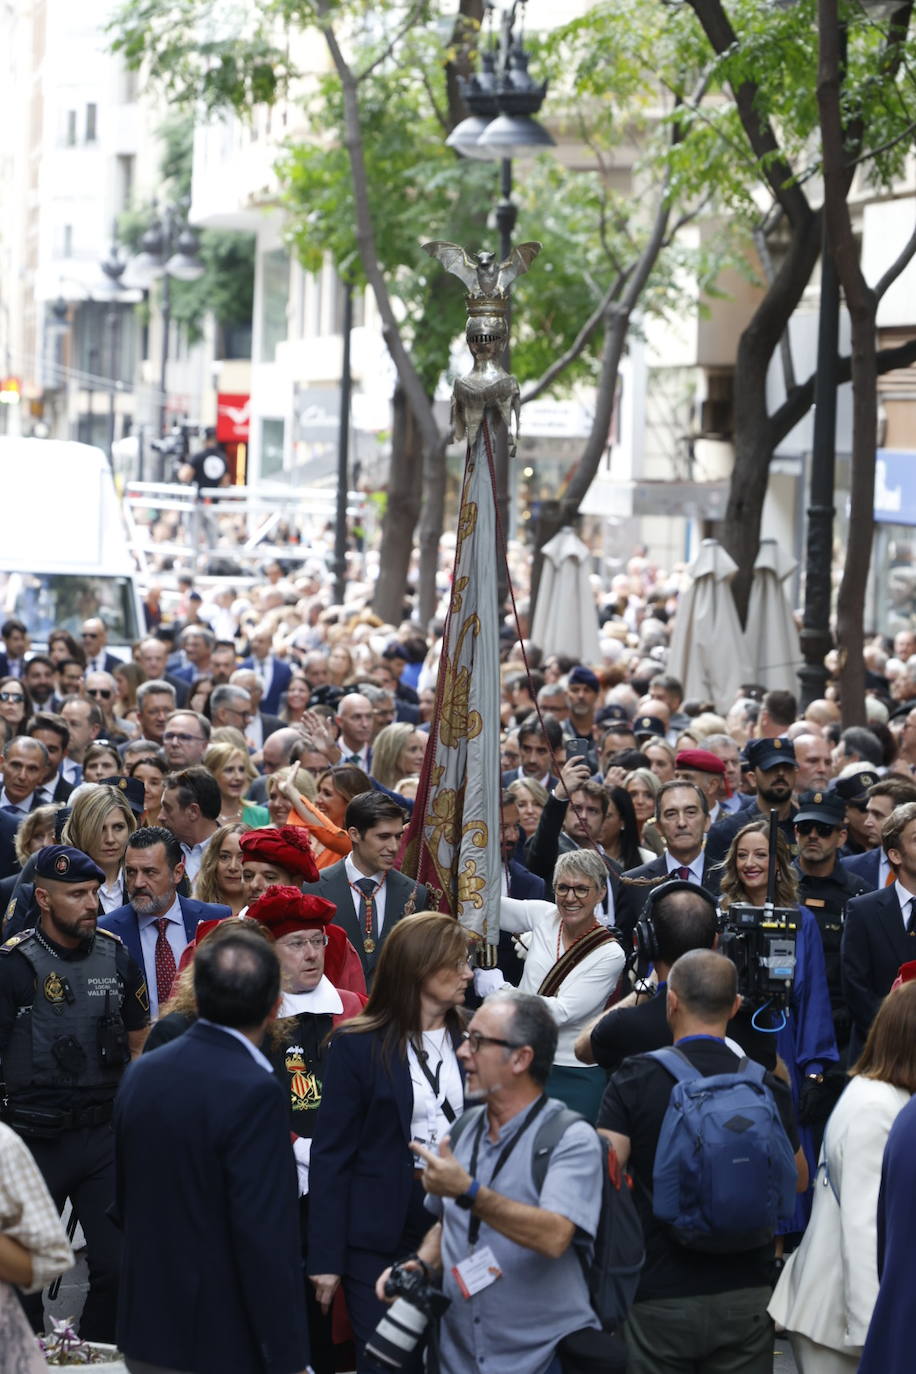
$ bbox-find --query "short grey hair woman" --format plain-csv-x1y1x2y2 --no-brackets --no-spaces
498,846,624,1121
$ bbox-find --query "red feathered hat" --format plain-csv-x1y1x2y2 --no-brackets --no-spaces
238,826,319,883
246,885,336,940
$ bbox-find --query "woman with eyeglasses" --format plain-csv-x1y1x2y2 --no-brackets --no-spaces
309,912,471,1372
0,677,32,737
719,820,838,1231
499,848,625,1120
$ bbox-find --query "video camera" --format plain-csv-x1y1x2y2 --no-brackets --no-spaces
716,810,799,1014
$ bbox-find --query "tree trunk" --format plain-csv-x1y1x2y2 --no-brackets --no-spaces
372,383,424,624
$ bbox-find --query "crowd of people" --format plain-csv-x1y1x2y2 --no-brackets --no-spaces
0,573,916,1374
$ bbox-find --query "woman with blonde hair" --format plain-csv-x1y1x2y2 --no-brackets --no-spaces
625,766,663,853
719,818,838,1232
370,723,426,792
770,981,916,1371
203,741,269,828
193,821,248,914
62,783,136,912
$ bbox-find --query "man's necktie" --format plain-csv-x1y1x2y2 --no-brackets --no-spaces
346,753,362,765
154,918,177,1006
907,899,916,937
676,866,691,882
355,878,379,955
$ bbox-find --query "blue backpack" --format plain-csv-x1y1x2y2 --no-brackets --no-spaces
648,1046,797,1253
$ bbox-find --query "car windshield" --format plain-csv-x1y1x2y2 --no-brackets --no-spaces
0,573,139,643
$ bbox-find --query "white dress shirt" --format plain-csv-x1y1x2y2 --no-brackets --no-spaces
180,832,214,883
406,1026,463,1150
895,879,916,932
664,850,706,884
137,894,188,1020
344,853,388,934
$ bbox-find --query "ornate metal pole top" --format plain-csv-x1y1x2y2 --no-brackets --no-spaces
421,240,541,454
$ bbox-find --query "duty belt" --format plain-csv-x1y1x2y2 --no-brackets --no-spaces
2,1100,114,1137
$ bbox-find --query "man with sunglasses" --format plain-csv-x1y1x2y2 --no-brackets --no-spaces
87,670,132,744
793,790,868,1054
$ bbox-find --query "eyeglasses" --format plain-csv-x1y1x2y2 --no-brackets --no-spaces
461,1030,521,1054
86,688,113,700
81,632,101,640
555,883,593,900
0,692,24,703
795,820,837,838
281,934,328,951
162,731,205,744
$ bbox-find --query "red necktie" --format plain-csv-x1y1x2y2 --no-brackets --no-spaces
154,918,177,1008
676,866,691,881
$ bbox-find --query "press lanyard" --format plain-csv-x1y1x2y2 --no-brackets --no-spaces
412,1036,458,1124
466,1094,548,1246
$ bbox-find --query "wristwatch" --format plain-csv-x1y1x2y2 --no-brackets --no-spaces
455,1178,481,1211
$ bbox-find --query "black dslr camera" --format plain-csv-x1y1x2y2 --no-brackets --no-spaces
365,1257,450,1369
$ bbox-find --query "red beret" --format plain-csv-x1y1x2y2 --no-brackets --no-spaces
892,960,916,991
246,885,336,939
238,826,319,883
675,749,726,776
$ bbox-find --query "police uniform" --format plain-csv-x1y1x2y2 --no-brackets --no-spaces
0,846,148,1341
793,788,870,1051
832,770,880,857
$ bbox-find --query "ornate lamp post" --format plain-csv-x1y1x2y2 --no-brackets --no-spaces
445,0,554,608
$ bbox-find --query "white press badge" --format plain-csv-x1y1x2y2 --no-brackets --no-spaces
452,1245,502,1299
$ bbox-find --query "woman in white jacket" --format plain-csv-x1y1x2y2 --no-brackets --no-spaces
769,980,916,1372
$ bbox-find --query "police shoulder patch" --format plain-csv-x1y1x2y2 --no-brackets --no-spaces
0,931,33,954
96,927,122,944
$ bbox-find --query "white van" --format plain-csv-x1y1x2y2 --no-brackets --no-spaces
0,438,143,651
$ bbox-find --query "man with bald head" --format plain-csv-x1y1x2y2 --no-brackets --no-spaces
336,692,374,771
598,948,805,1374
793,733,833,793
135,636,190,707
81,618,120,675
804,698,841,728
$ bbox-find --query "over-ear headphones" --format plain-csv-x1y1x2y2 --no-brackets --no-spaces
630,879,719,985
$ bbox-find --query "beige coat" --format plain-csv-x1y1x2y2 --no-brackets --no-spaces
769,1075,911,1354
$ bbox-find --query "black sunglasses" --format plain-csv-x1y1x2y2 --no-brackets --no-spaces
795,820,838,838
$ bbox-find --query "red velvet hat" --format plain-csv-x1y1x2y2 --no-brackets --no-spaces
238,826,319,883
246,885,336,940
675,749,726,775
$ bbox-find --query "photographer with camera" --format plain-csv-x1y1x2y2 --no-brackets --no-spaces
376,989,613,1374
718,820,838,1231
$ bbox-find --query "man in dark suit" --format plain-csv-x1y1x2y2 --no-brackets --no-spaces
113,928,311,1374
27,711,75,806
0,616,28,678
842,800,916,1059
241,626,292,716
100,826,229,1020
227,670,284,749
841,776,916,891
135,636,191,708
616,780,720,941
302,791,427,986
80,618,122,675
500,714,562,791
0,807,20,880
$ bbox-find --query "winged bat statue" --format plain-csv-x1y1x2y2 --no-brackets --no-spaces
422,240,541,298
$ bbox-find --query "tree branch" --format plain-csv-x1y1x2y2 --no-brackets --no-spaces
770,336,916,449
521,269,630,405
356,1,430,82
875,219,916,301
316,2,442,458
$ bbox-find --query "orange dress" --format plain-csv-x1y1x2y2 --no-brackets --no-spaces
286,795,350,870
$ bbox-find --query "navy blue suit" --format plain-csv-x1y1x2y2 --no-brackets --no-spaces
309,1026,462,1365
842,886,916,1059
113,1021,310,1373
99,895,230,990
840,847,881,891
0,808,19,880
241,656,292,715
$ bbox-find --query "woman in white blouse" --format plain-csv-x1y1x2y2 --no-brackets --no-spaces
501,848,625,1120
769,980,916,1372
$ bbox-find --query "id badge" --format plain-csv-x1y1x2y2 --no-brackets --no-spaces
452,1245,502,1299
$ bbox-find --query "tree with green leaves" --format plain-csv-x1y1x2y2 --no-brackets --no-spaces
109,0,734,623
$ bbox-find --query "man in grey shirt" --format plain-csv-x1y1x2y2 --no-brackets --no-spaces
380,990,603,1374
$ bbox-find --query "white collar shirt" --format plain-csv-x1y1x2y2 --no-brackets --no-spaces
664,851,706,884
344,853,389,933
0,788,33,817
180,832,214,883
895,879,916,932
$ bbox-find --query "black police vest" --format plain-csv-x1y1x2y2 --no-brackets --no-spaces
2,930,128,1096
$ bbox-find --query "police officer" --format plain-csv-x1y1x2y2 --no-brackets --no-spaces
0,845,149,1340
793,790,868,1054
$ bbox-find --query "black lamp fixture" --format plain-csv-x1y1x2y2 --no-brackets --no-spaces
446,1,554,163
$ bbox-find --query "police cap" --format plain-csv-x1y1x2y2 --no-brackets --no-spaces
33,845,105,885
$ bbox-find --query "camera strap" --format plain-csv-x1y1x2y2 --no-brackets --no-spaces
466,1093,548,1246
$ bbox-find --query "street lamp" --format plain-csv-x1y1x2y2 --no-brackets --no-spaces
446,0,554,609
128,204,204,441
